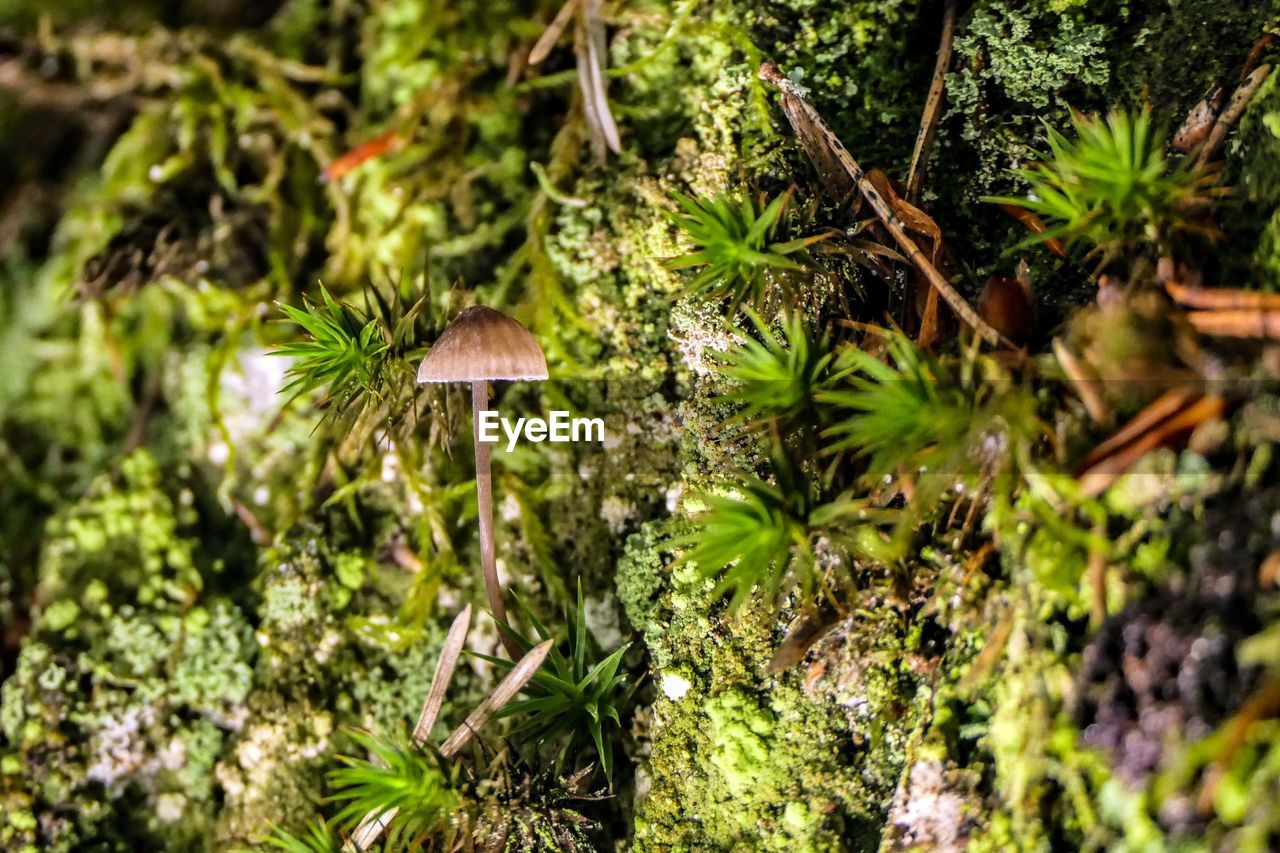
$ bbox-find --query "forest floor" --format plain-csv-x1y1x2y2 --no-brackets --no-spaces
3,1,1280,851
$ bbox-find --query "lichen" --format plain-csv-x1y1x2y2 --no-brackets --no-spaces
4,0,1280,850
0,452,255,850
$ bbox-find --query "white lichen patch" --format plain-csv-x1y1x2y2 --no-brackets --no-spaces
892,760,970,851
87,705,156,788
155,792,186,823
668,301,739,377
219,348,292,445
584,593,624,651
665,482,684,513
600,496,636,534
500,492,521,522
314,628,342,664
660,672,692,701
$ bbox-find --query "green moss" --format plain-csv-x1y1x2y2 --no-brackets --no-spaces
955,2,1110,113
616,521,670,636
637,676,881,851
0,452,256,850
705,689,776,798
1230,71,1280,291
5,0,1280,849
631,526,918,850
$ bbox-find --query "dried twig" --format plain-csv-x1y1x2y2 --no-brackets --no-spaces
1164,279,1280,339
322,131,402,182
229,498,270,546
1087,518,1108,627
412,605,473,743
1166,280,1280,312
1078,385,1198,471
1052,337,1108,423
1185,309,1280,339
529,0,582,65
759,62,1010,347
576,0,621,160
438,639,553,756
1197,679,1280,813
1173,82,1226,153
1077,392,1225,498
1239,33,1277,82
905,0,956,203
347,605,471,851
1196,64,1272,167
767,609,839,674
345,624,551,852
997,203,1067,258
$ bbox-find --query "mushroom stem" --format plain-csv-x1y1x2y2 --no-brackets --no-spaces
472,379,520,658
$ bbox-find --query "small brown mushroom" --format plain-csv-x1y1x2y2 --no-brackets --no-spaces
418,306,547,658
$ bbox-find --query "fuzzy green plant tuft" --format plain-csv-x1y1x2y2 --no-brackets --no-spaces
818,329,1042,525
261,818,342,853
988,109,1218,267
712,310,837,429
327,729,461,848
819,332,972,481
276,286,386,405
664,190,823,313
273,279,444,437
676,451,896,613
478,581,634,783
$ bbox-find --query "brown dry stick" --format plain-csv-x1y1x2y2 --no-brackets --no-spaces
1196,64,1272,167
906,0,956,202
759,62,1010,348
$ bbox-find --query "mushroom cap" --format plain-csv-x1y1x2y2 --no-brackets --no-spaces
416,305,548,383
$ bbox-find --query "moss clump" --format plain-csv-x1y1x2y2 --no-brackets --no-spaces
630,540,912,849
4,0,1280,849
616,520,670,638
637,677,883,852
0,452,254,851
1230,70,1280,291
215,530,458,847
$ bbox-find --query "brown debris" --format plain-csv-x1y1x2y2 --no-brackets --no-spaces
997,203,1066,258
1165,280,1280,312
1076,390,1227,498
1078,385,1199,470
347,625,554,851
1087,518,1108,627
1197,679,1280,815
905,0,956,203
1173,82,1226,153
529,0,582,65
576,0,621,160
767,609,841,674
978,275,1035,347
1259,550,1280,588
322,130,403,182
759,62,1010,348
1053,337,1109,424
1163,279,1280,340
1196,64,1273,168
1185,309,1280,340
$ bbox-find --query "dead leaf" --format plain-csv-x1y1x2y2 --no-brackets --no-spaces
1077,393,1226,498
759,61,1010,347
1186,309,1280,339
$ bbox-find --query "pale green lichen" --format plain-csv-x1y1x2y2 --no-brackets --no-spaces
0,452,255,850
4,1,1280,850
1232,70,1280,292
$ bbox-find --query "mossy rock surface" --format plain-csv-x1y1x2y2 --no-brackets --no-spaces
2,1,1280,851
